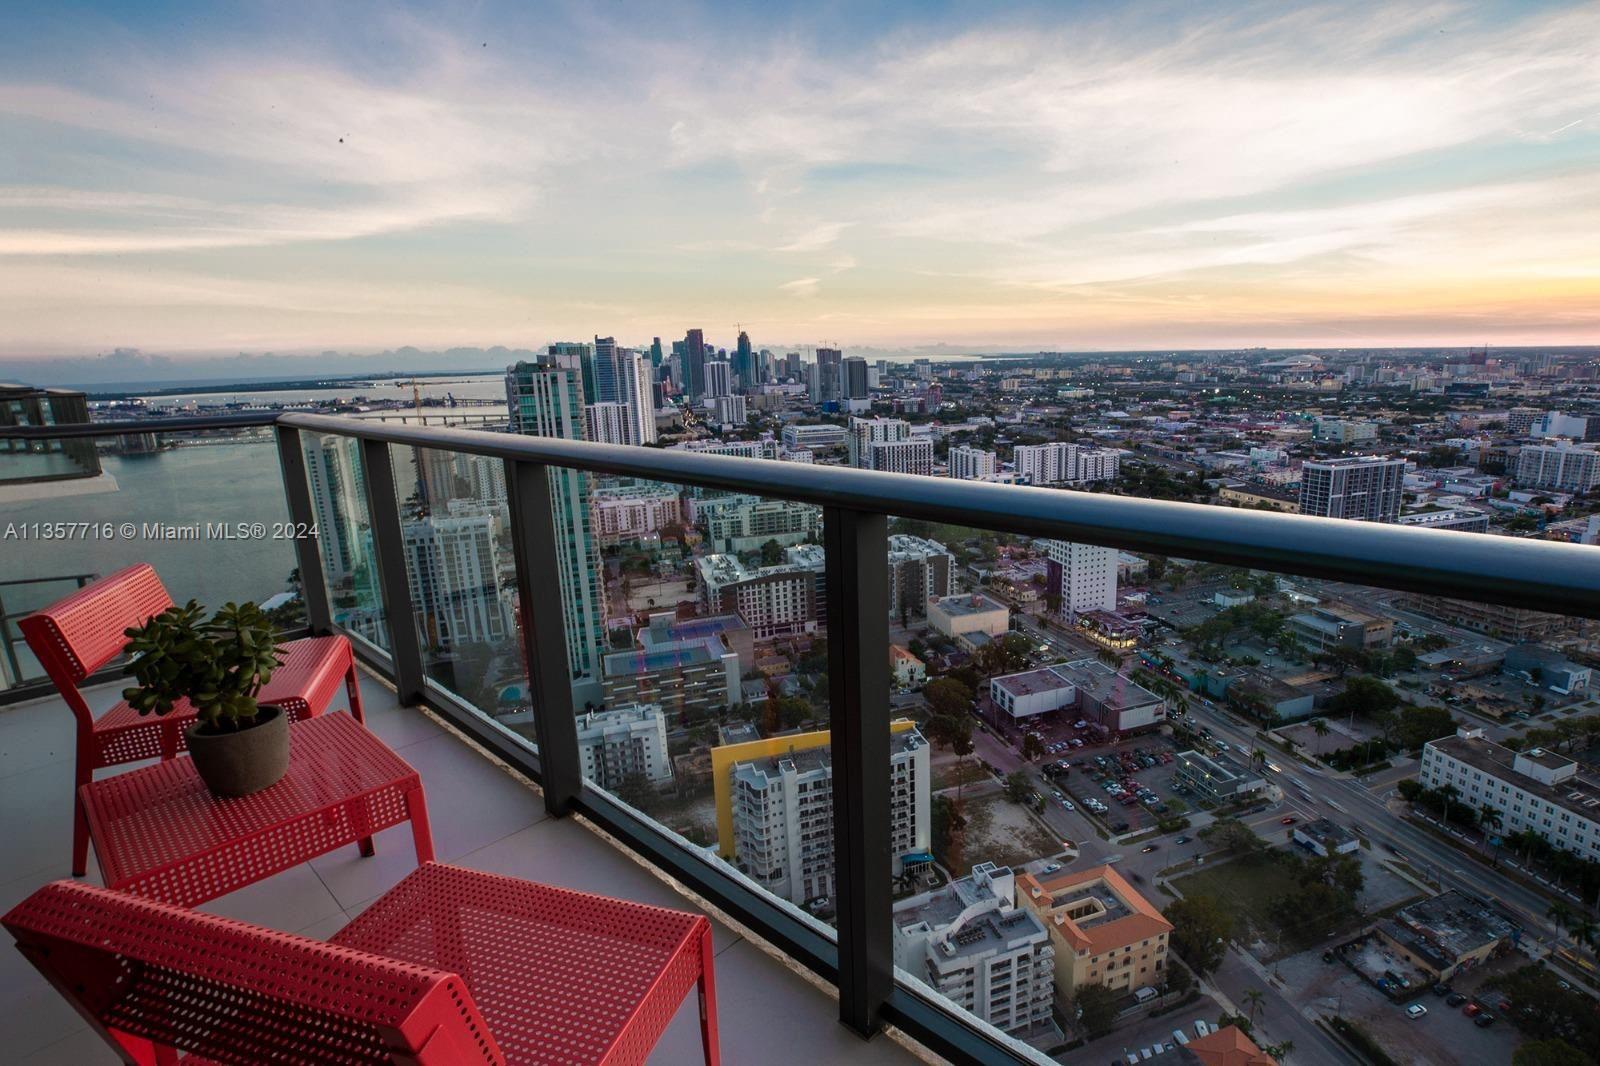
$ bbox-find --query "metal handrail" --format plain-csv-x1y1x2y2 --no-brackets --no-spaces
0,412,280,439
276,411,1600,619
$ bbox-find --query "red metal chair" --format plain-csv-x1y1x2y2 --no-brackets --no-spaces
4,863,721,1065
18,563,365,876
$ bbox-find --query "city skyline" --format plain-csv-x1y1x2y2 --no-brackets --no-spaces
2,0,1598,361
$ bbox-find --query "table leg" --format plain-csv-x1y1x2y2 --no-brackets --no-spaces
407,784,436,864
347,797,376,858
698,924,720,1066
344,656,366,725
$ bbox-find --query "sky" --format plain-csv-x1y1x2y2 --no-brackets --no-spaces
1,0,1598,368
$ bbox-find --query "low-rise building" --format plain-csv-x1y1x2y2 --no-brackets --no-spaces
1290,818,1359,856
893,862,1055,1036
1396,509,1491,534
1503,643,1591,695
1016,864,1172,997
695,551,824,639
887,535,954,620
890,644,927,687
928,592,1011,642
1371,890,1516,982
1174,749,1266,803
1184,1026,1277,1066
1287,601,1393,652
1421,727,1600,863
989,659,1165,733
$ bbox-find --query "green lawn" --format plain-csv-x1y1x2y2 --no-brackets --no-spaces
1170,855,1302,940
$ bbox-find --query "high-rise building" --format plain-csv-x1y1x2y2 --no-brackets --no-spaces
784,351,802,380
618,346,657,445
1046,540,1118,615
649,336,663,368
548,341,597,404
584,401,633,446
1517,443,1600,493
575,703,673,792
782,423,847,452
1298,456,1405,522
684,328,707,398
302,433,368,583
1014,442,1075,485
842,356,869,399
866,438,934,476
948,446,999,480
401,511,513,648
505,359,606,682
886,535,954,619
733,330,754,389
709,394,748,427
591,336,621,403
893,862,1055,1036
717,723,930,906
847,416,910,467
814,347,843,403
703,360,732,398
695,552,824,638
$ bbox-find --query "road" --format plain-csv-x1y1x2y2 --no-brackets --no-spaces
1182,697,1568,947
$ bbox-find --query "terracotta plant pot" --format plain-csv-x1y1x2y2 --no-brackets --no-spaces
184,706,289,797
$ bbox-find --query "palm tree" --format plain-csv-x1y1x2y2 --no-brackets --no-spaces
1548,901,1575,941
1311,718,1330,739
1437,783,1461,826
1274,1040,1294,1063
1243,988,1265,1027
1569,915,1599,957
1251,747,1268,770
1479,806,1504,858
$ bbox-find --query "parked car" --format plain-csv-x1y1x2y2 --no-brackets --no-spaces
1175,836,1191,845
1061,800,1076,811
1474,1013,1496,1028
1463,1003,1482,1018
1406,1004,1428,1019
1445,993,1467,1007
1431,983,1451,996
1042,862,1063,874
1141,844,1159,853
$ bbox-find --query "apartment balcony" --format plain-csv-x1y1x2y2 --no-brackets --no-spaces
2,410,1598,1065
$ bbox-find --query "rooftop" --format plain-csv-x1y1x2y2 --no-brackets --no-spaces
1017,864,1171,957
1427,732,1600,822
930,593,1007,617
0,673,919,1066
1381,890,1517,967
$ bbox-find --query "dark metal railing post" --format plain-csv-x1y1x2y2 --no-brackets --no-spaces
825,506,892,1037
358,438,427,705
274,425,333,635
505,458,582,816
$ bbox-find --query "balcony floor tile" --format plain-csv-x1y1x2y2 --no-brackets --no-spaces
0,671,925,1064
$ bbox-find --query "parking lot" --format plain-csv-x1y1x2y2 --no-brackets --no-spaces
1031,725,1193,837
1080,1004,1227,1066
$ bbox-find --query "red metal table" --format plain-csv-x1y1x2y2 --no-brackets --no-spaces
80,713,434,907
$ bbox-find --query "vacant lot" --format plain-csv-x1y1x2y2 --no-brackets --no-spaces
955,793,1064,876
1171,855,1301,944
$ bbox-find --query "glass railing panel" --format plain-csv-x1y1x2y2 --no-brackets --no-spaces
390,441,532,752
0,427,300,690
562,467,840,930
297,431,386,652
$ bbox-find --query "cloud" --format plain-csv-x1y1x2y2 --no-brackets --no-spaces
776,221,852,253
779,277,821,298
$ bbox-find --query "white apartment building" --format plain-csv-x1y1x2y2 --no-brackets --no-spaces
1421,727,1600,863
729,727,930,906
1014,442,1119,485
1517,443,1600,493
401,512,513,648
887,535,955,620
709,394,747,426
866,437,935,476
303,433,367,583
1046,539,1118,614
1313,419,1379,444
695,552,824,638
703,359,733,398
584,401,633,446
575,703,673,792
848,416,911,467
590,483,682,544
948,445,999,480
697,494,822,553
675,438,780,461
1014,442,1076,486
1298,456,1406,521
893,862,1055,1036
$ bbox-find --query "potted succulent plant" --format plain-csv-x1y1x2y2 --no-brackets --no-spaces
122,600,288,797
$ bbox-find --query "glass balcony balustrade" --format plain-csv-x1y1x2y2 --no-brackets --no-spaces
2,410,1598,1065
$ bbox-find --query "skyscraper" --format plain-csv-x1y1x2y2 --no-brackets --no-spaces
584,401,632,446
703,360,732,398
1298,456,1406,522
734,330,754,389
402,511,513,648
649,336,663,368
815,347,843,403
591,336,621,403
548,341,596,404
302,433,368,583
684,328,707,398
505,359,607,684
842,356,870,412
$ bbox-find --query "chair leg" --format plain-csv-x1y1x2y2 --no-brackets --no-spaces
697,925,720,1066
72,766,91,878
345,658,366,725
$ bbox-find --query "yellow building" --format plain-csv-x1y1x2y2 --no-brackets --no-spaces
1016,864,1172,995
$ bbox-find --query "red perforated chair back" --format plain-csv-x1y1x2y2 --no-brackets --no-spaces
3,880,505,1066
18,563,174,684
